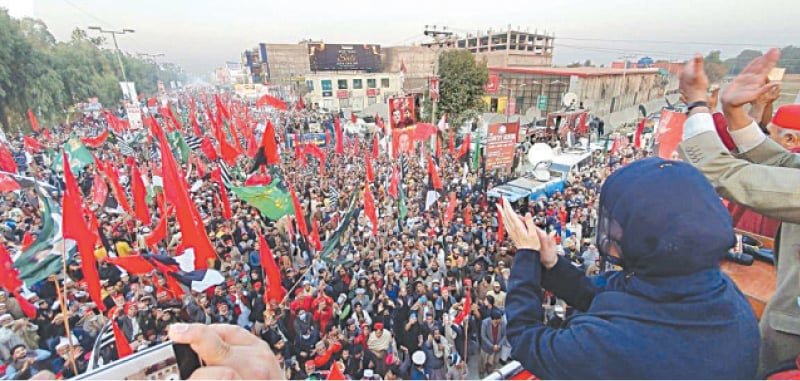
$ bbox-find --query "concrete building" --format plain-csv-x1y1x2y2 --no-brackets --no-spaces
242,43,310,85
486,67,674,118
382,46,442,94
432,29,555,68
304,72,403,112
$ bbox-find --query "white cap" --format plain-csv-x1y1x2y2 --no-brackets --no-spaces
412,350,426,365
364,369,374,378
56,338,71,350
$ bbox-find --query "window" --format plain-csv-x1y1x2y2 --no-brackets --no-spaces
306,80,314,91
337,79,348,90
381,78,390,88
353,79,363,89
321,80,332,91
367,97,377,105
339,98,351,108
367,78,377,88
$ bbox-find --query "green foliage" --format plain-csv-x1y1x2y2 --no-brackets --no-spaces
433,50,488,128
0,9,185,132
777,46,800,75
704,50,728,85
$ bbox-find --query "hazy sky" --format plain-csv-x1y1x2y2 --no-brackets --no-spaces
29,0,796,76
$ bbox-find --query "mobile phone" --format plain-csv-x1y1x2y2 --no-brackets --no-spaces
72,341,201,380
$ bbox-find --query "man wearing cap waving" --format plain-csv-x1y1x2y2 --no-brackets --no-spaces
678,48,800,374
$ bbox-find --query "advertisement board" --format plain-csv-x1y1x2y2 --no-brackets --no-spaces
125,101,144,130
308,43,382,71
287,133,327,148
366,88,380,97
485,122,519,170
485,74,499,94
388,96,415,129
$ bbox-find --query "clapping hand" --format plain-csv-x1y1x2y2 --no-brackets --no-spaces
721,48,781,109
497,198,559,270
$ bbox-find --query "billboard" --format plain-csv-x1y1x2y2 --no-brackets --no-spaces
392,127,415,158
546,111,589,136
308,43,381,71
485,121,519,171
389,96,416,129
485,74,499,93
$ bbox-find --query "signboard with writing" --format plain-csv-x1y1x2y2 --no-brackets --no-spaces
308,43,382,71
125,102,144,130
337,90,349,99
485,74,499,94
366,88,380,97
485,122,519,170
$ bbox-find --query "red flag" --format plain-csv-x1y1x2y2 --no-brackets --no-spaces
41,129,51,142
0,144,17,173
428,155,442,191
258,234,286,303
389,166,399,199
286,216,296,242
610,136,620,155
496,205,505,243
350,113,357,124
0,243,22,292
228,118,244,152
80,128,109,148
21,231,33,251
145,206,174,248
287,181,309,238
194,156,207,178
372,134,379,159
634,118,646,149
147,97,158,108
0,173,19,193
295,136,306,166
304,143,326,163
412,123,438,142
12,289,36,319
200,136,219,161
102,163,133,215
353,137,360,157
216,124,240,166
444,192,457,224
327,363,346,381
158,125,215,270
261,120,281,165
62,152,106,312
255,94,288,110
190,113,203,137
365,153,374,183
23,136,41,153
127,158,151,226
90,172,108,207
464,206,472,227
454,293,471,325
27,109,39,132
456,134,471,160
363,182,377,236
214,94,231,120
334,117,344,154
210,168,232,219
311,219,323,251
246,128,259,158
105,255,156,275
449,131,455,156
296,96,306,111
109,308,133,358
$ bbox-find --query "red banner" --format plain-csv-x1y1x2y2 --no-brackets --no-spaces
485,122,519,171
655,109,687,159
429,77,440,102
366,88,380,97
389,96,415,129
392,127,415,158
485,74,499,94
336,90,349,99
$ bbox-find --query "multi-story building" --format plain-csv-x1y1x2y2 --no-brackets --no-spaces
304,72,403,112
485,66,673,117
429,28,555,68
241,43,311,85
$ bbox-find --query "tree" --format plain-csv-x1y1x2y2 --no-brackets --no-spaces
432,50,488,128
704,50,728,85
724,49,763,75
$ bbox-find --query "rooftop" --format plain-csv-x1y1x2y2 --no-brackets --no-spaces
489,66,660,78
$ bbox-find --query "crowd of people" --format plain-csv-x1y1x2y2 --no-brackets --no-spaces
0,88,638,380
1,48,797,381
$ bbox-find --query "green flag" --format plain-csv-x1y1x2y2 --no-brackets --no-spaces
14,188,75,286
320,193,357,266
52,138,94,173
472,133,481,171
231,184,294,220
167,131,191,163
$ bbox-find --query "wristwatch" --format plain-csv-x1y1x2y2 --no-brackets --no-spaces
686,100,710,113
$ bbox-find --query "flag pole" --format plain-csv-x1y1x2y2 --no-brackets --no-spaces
56,246,79,374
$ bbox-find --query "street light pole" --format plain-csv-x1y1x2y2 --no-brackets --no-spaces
88,26,135,85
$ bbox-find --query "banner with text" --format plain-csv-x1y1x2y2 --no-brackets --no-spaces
485,122,519,170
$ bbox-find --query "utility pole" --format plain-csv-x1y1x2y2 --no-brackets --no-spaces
89,26,135,98
424,25,454,123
